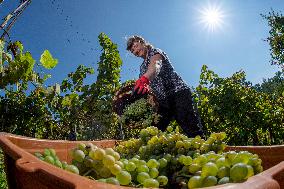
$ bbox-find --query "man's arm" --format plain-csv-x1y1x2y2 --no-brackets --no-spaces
143,54,163,81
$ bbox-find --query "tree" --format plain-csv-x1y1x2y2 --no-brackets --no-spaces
262,10,284,68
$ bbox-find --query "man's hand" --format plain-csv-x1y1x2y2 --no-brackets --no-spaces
133,75,150,95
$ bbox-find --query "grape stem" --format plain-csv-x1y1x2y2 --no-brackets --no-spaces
82,168,95,176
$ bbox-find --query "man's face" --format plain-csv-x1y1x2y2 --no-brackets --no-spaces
130,41,145,58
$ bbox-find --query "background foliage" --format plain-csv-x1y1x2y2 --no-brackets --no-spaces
0,33,122,141
0,9,284,188
0,12,283,144
262,11,284,68
194,65,284,145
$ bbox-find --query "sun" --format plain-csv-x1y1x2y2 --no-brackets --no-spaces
199,5,225,32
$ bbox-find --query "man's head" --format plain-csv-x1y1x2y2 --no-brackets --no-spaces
126,35,152,58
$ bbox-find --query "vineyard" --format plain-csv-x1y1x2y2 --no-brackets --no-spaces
0,2,284,189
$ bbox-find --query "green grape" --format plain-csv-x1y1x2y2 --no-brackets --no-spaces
44,149,51,157
157,175,168,186
178,155,186,164
62,161,68,169
164,154,172,162
65,165,79,174
183,156,193,166
188,176,203,189
125,162,136,172
193,141,201,149
143,178,159,188
105,148,115,155
137,164,149,173
138,160,147,165
171,157,179,166
216,157,227,168
83,156,94,168
97,178,106,182
53,155,59,161
177,147,186,155
167,126,173,132
85,143,96,152
206,152,220,161
203,176,217,187
176,141,184,148
149,126,159,135
121,159,129,165
147,159,160,168
102,154,115,167
194,170,202,176
225,151,237,163
110,164,122,175
92,159,103,169
129,157,139,165
49,149,56,157
98,166,112,178
189,163,201,174
91,148,105,160
44,155,55,165
201,162,218,177
116,171,132,185
194,155,207,166
230,163,248,182
73,149,85,162
54,159,62,168
247,157,259,167
112,152,120,161
116,160,124,168
193,152,200,159
34,152,43,159
106,177,120,185
158,158,168,168
217,166,230,178
139,146,147,154
219,132,226,140
133,155,140,159
137,172,150,184
149,168,159,178
218,177,230,185
254,164,263,174
232,152,250,165
187,150,195,157
245,165,254,179
77,143,86,151
184,140,192,149
200,143,210,153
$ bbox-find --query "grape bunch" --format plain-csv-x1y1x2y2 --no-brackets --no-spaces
34,126,263,189
68,141,168,188
114,126,263,188
34,148,79,175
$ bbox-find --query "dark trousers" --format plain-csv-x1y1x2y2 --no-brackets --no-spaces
156,88,204,138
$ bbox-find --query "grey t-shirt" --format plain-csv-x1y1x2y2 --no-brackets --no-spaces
139,47,189,101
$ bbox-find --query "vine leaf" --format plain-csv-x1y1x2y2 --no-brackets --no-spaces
40,50,58,69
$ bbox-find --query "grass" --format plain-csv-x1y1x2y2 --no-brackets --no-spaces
0,148,8,189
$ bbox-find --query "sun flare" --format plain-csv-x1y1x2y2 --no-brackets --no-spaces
199,5,225,32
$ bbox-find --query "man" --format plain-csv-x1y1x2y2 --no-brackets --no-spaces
126,35,204,138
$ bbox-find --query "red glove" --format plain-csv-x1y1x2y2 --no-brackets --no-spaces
134,75,150,94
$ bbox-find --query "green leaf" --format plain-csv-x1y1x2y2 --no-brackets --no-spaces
15,41,23,53
62,96,71,106
40,50,58,69
43,74,52,81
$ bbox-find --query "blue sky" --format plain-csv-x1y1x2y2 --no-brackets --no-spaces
1,0,283,89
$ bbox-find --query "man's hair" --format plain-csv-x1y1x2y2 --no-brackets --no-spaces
126,35,152,51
